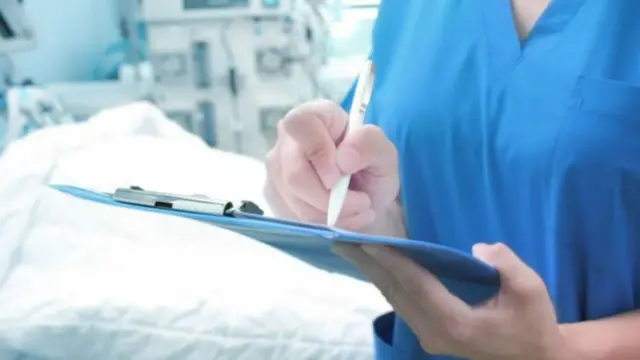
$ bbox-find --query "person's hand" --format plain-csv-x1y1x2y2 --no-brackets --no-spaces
264,100,399,231
333,242,577,360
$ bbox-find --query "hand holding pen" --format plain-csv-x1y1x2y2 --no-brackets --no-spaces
263,61,400,232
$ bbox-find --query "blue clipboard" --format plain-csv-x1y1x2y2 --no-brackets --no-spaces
50,184,500,305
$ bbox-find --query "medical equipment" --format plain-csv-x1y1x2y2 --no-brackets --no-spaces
3,86,76,145
0,0,35,54
0,0,37,149
0,1,154,150
3,79,155,148
115,0,142,79
42,81,152,120
139,0,332,159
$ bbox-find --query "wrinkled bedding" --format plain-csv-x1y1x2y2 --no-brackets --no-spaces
0,102,389,360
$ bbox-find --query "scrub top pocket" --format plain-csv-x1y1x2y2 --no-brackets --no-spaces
571,76,640,119
562,76,640,173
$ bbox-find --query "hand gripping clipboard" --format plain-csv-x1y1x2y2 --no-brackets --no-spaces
50,185,501,305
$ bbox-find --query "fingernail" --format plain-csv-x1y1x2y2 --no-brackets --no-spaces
472,242,488,251
472,242,490,257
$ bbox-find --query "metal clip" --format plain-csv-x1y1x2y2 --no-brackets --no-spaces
112,186,263,216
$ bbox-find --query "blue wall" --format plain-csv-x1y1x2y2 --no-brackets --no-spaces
12,0,121,83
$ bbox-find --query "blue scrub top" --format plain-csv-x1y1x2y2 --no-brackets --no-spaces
341,0,640,359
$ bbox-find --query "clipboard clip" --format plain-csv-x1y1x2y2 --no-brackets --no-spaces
112,186,264,217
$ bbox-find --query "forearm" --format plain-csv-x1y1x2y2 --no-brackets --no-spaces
364,199,407,238
559,310,640,360
359,203,640,360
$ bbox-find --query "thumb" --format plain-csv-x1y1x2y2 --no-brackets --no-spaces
280,100,347,188
336,125,397,177
472,243,547,301
336,125,399,210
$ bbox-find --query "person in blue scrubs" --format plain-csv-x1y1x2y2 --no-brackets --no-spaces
264,0,640,359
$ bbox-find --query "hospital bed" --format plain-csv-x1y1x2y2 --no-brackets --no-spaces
0,102,389,360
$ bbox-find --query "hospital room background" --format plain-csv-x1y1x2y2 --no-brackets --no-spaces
0,1,392,360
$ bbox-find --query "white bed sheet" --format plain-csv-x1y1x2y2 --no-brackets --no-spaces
0,102,390,360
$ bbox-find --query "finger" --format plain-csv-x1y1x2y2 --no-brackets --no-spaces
336,124,398,178
338,190,372,218
334,208,376,231
280,100,347,188
264,145,299,219
278,189,374,229
270,144,373,226
281,141,372,215
268,146,326,222
281,100,347,143
281,140,331,210
472,243,546,300
263,178,298,220
284,192,326,223
332,243,400,301
332,243,432,336
361,245,470,315
332,243,397,290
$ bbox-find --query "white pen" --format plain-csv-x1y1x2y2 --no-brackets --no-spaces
327,60,375,227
